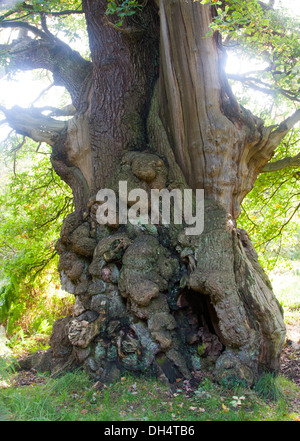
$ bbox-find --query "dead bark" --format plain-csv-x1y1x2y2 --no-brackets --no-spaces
157,0,300,219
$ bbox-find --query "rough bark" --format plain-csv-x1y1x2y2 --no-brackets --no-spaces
3,0,289,385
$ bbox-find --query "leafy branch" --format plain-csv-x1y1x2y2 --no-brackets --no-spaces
227,73,300,103
0,144,73,325
105,0,145,27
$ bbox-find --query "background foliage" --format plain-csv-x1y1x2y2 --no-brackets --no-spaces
0,138,73,350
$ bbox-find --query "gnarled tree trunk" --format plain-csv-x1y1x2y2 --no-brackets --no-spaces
6,0,288,385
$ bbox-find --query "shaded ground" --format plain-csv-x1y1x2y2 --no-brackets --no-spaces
280,344,300,387
12,369,46,388
280,319,300,387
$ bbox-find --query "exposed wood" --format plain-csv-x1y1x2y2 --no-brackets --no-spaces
157,0,298,219
0,106,66,146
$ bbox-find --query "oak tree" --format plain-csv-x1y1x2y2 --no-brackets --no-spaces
1,0,299,385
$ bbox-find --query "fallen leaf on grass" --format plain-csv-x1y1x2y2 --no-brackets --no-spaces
222,404,229,413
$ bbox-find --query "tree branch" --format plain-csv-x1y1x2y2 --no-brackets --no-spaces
265,109,300,153
0,4,84,20
0,20,49,40
263,152,300,172
40,12,56,40
259,202,300,245
247,108,300,177
0,9,22,22
30,82,55,106
0,105,66,146
43,10,85,17
228,73,300,103
2,32,92,108
44,104,77,117
12,135,27,176
257,0,275,11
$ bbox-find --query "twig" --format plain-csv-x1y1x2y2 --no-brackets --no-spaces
259,202,300,245
11,135,26,176
30,82,55,106
263,152,300,172
228,73,300,102
0,20,49,40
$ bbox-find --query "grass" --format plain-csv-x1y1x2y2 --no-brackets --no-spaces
253,372,284,402
0,366,299,422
